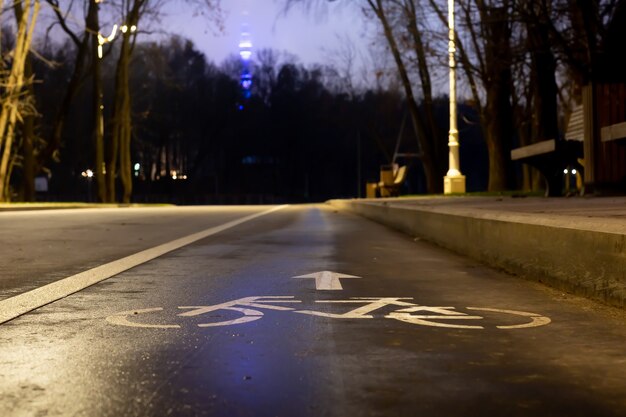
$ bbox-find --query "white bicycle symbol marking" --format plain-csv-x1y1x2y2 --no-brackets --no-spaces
106,296,551,330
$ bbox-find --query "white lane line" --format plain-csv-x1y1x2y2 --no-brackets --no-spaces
0,205,289,325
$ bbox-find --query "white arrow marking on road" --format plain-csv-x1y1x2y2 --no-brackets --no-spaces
293,271,361,290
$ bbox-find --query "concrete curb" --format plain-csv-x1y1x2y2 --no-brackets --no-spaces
329,199,626,309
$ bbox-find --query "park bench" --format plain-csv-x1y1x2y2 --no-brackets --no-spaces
510,105,584,196
376,164,408,197
601,121,626,142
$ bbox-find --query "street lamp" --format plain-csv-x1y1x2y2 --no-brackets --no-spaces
444,0,466,194
97,24,118,58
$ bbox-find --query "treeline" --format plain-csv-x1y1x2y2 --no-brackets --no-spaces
45,37,441,203
8,0,622,202
286,0,626,193
6,24,469,203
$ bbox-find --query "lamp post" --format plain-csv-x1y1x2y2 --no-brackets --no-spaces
444,0,466,194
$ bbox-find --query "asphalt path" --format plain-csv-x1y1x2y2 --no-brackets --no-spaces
1,205,626,416
0,206,267,299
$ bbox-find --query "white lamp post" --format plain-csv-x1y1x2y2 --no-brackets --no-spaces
444,0,466,194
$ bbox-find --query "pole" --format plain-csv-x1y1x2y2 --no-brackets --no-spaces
444,0,466,194
357,130,361,198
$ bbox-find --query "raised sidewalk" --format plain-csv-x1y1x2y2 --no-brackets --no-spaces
329,196,626,309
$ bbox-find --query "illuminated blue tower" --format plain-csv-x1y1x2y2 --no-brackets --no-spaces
239,25,253,104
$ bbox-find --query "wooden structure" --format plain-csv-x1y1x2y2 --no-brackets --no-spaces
582,2,626,194
584,83,626,193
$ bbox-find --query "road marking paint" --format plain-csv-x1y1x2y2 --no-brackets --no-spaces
106,297,301,329
0,205,289,325
296,297,416,318
387,312,485,329
106,308,181,329
292,271,361,290
188,306,264,328
466,307,552,329
106,296,553,330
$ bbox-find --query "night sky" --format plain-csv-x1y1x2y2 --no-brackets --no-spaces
160,0,370,67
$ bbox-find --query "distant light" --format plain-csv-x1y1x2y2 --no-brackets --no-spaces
130,25,137,33
571,169,577,175
239,29,252,61
121,25,128,33
238,104,244,111
81,169,94,178
563,169,569,174
134,163,140,171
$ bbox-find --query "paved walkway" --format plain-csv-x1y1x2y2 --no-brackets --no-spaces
329,196,626,309
3,197,625,308
371,196,626,233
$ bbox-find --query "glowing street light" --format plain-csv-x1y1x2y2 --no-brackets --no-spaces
443,0,466,194
97,24,118,59
120,24,137,34
97,22,136,58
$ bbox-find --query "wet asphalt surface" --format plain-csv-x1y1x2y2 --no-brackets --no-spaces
1,205,626,416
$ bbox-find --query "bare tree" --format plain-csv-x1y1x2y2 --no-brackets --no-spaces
511,0,559,191
284,0,446,193
106,0,145,203
105,0,223,203
0,0,40,201
13,1,37,201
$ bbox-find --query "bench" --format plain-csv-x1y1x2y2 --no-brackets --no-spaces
601,121,626,142
367,165,408,198
511,105,584,196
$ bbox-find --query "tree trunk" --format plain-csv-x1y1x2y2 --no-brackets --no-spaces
0,1,39,202
13,2,36,201
527,3,559,142
87,0,106,202
526,1,559,192
37,13,90,174
483,5,515,191
404,0,445,172
21,113,36,201
110,2,144,204
105,124,119,202
368,0,440,193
